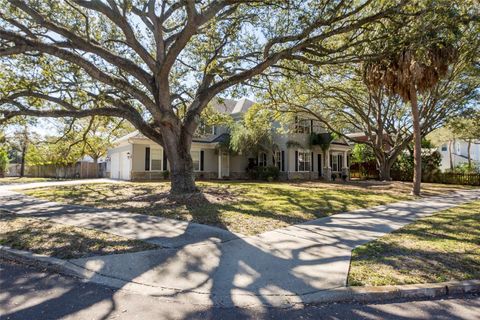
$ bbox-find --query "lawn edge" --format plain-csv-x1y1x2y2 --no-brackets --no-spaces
2,244,479,308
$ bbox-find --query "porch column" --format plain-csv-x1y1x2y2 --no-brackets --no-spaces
323,148,332,181
342,150,350,181
218,152,222,179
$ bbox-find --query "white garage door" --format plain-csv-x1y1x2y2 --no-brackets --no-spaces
110,153,120,179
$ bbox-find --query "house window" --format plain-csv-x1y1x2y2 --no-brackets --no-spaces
151,148,163,171
191,150,201,171
297,150,311,172
295,118,311,134
274,151,282,171
197,122,215,136
331,154,343,172
258,152,267,167
441,144,447,151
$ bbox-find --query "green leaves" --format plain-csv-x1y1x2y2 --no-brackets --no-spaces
229,103,278,155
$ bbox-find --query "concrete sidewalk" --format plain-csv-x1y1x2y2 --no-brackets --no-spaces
1,182,479,307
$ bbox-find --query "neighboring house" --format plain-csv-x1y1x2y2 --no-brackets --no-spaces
106,98,351,181
438,139,480,171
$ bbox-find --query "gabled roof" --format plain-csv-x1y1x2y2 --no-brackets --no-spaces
113,130,227,146
210,98,237,114
112,130,146,144
232,97,255,114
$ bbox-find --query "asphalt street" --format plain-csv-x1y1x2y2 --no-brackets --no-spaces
1,259,479,320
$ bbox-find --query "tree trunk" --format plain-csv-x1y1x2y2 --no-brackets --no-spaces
93,157,99,178
20,143,27,177
410,84,422,196
160,127,197,194
377,154,392,181
378,161,392,181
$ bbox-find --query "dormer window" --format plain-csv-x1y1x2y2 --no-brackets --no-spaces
197,122,215,136
294,117,312,134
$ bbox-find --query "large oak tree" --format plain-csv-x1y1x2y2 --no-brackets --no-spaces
265,0,478,188
0,0,405,193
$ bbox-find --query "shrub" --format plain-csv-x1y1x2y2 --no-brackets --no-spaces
450,163,480,174
163,170,170,180
0,148,8,177
392,150,442,182
247,165,280,181
331,173,337,181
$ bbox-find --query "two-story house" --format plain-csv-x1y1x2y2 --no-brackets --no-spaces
106,98,351,181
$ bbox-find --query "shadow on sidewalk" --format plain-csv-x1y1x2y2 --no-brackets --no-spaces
1,189,479,319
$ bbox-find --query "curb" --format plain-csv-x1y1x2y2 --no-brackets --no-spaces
0,245,87,280
1,245,479,307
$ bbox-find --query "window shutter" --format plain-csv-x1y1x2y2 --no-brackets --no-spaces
281,151,285,172
163,151,168,171
200,150,204,171
310,120,313,133
213,126,217,135
339,155,342,169
145,147,150,171
318,154,322,173
311,152,314,171
295,151,298,172
330,155,333,168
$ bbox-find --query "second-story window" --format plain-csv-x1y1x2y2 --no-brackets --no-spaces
197,122,215,136
295,118,311,134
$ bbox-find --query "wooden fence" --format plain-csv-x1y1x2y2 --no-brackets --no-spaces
350,162,379,180
351,167,480,186
7,162,101,179
391,171,480,186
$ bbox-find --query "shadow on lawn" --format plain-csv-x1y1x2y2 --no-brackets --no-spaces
27,182,408,234
1,189,479,319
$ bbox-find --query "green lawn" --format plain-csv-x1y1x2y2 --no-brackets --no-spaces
21,180,463,235
0,177,60,185
0,214,158,259
348,200,480,286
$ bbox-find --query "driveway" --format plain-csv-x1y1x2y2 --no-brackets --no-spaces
1,181,479,307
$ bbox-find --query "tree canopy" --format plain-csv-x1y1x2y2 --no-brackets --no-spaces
0,0,412,193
